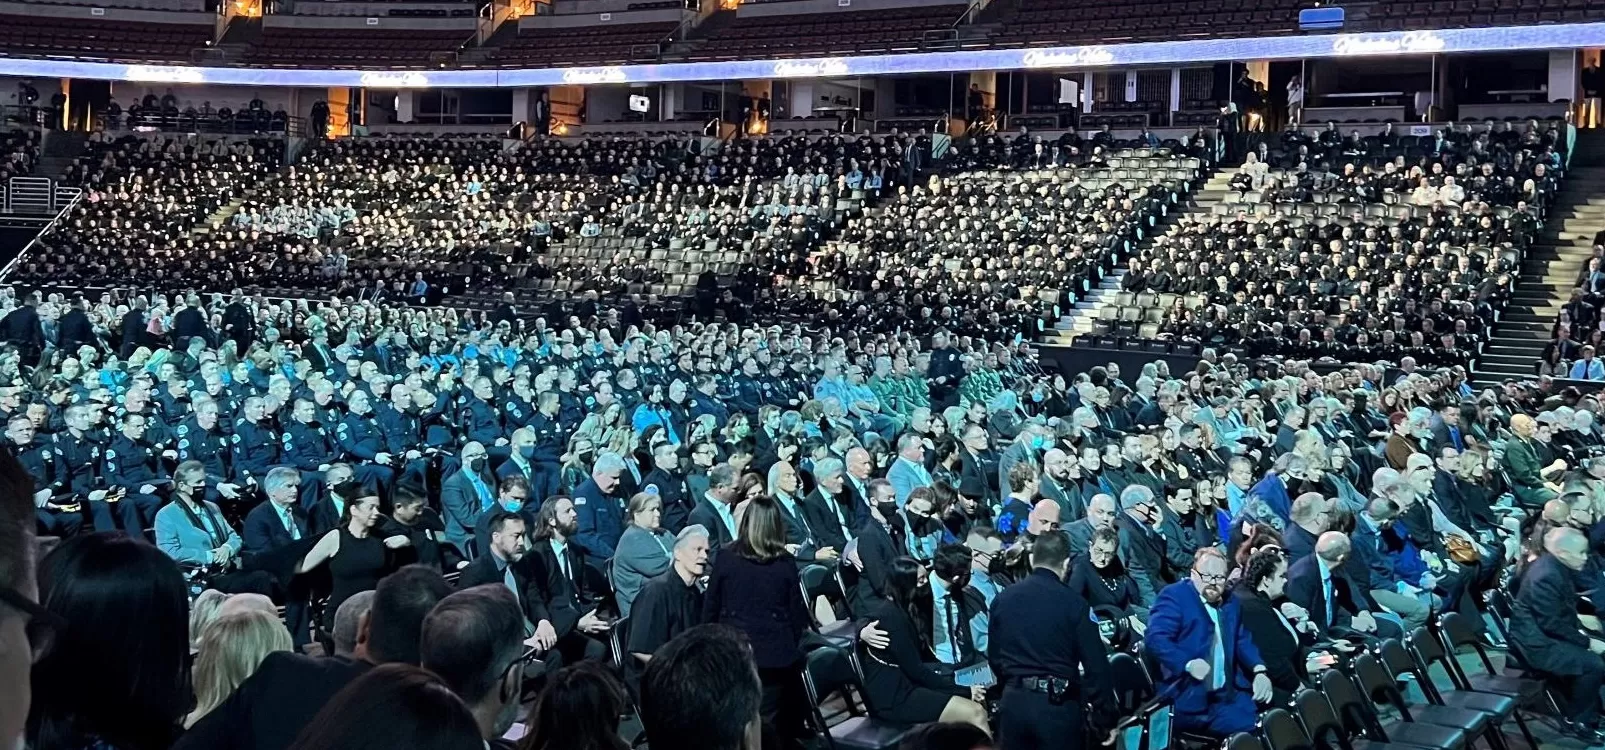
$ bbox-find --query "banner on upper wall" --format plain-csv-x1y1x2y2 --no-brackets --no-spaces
0,22,1599,88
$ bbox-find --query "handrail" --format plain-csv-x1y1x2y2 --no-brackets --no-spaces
0,190,83,282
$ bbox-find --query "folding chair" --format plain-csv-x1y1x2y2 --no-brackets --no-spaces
800,646,909,750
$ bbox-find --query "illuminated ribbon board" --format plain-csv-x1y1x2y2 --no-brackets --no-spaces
0,23,1592,88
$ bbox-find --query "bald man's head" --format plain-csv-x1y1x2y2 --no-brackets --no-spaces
1315,531,1351,564
1543,499,1572,525
1546,526,1590,570
1511,413,1536,437
1028,499,1061,535
1087,493,1117,530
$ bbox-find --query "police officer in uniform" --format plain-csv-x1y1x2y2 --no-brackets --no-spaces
284,398,341,509
230,396,281,492
989,530,1117,750
52,403,116,531
927,330,966,410
8,413,81,536
332,389,398,496
528,391,567,502
641,442,693,533
177,397,236,497
103,411,166,532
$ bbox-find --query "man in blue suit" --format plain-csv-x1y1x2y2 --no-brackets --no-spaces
1144,547,1273,736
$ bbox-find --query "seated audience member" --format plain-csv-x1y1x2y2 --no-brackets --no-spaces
175,565,453,750
929,543,991,666
703,494,811,743
1284,531,1394,641
419,585,528,747
156,459,276,595
443,442,498,559
474,476,536,562
639,624,764,750
629,525,712,661
1065,493,1117,557
529,495,612,664
190,588,231,651
846,479,903,613
1504,414,1565,506
29,533,190,750
1068,527,1149,630
387,487,458,570
332,591,375,657
1510,528,1605,743
1350,495,1434,631
459,511,552,646
517,662,632,750
1145,547,1273,737
858,555,990,732
1282,491,1329,562
283,663,485,750
187,608,295,727
1232,547,1333,702
613,490,676,618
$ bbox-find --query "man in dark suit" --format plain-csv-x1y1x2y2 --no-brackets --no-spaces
1284,532,1391,642
528,496,610,665
1039,448,1086,521
171,294,214,349
1144,547,1273,736
1350,497,1433,630
1510,528,1605,742
1114,485,1166,607
1065,493,1117,558
459,511,554,651
117,298,147,358
221,291,254,355
1282,492,1328,563
173,566,452,750
56,297,97,354
846,479,901,614
242,467,315,644
802,457,855,553
687,464,740,554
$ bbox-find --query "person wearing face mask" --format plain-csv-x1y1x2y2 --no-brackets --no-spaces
497,427,538,490
443,442,497,560
155,460,276,595
845,479,903,614
474,476,534,559
997,424,1050,499
642,442,693,534
1145,546,1274,738
860,555,991,733
989,529,1117,750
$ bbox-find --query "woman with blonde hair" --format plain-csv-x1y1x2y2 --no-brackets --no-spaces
188,589,230,652
186,608,293,727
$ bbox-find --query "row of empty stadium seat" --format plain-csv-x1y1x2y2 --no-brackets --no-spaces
487,20,678,66
246,27,468,67
685,4,967,59
0,14,211,62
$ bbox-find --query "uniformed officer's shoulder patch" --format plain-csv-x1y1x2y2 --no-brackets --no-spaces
236,418,246,427
39,449,50,459
644,484,659,495
231,434,241,444
176,424,188,436
104,449,116,460
573,497,587,505
178,440,189,450
689,400,699,409
281,433,293,443
337,423,349,434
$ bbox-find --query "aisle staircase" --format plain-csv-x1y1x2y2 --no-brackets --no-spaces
1475,139,1605,385
33,130,86,181
1046,168,1236,343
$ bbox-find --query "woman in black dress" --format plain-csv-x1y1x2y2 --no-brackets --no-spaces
301,483,398,623
1066,528,1148,643
857,557,989,734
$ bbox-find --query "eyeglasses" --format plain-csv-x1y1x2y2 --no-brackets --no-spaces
0,584,63,664
1191,569,1228,585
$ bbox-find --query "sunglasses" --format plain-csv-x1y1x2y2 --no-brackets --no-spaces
0,584,63,664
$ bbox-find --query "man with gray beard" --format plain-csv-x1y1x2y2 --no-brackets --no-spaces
420,585,529,749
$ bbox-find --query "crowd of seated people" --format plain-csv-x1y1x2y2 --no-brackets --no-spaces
9,133,283,293
8,269,1605,748
1113,119,1566,368
0,126,39,185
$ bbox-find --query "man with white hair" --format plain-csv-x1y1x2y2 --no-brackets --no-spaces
1510,527,1605,743
629,525,712,661
1115,485,1166,606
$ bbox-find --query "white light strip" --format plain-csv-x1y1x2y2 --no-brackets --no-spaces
0,22,1593,87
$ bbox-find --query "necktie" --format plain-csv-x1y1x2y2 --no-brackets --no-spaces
1210,607,1226,691
503,565,521,604
281,507,300,540
555,544,571,582
1323,575,1335,626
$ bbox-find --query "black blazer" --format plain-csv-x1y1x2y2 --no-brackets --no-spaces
703,547,809,669
1234,586,1311,694
846,518,898,616
687,497,736,550
459,552,551,628
802,488,854,553
528,537,599,638
172,653,371,750
1284,554,1360,639
241,501,312,580
858,598,966,719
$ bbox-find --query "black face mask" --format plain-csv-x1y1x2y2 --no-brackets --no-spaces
910,514,942,537
469,456,487,473
876,501,901,526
